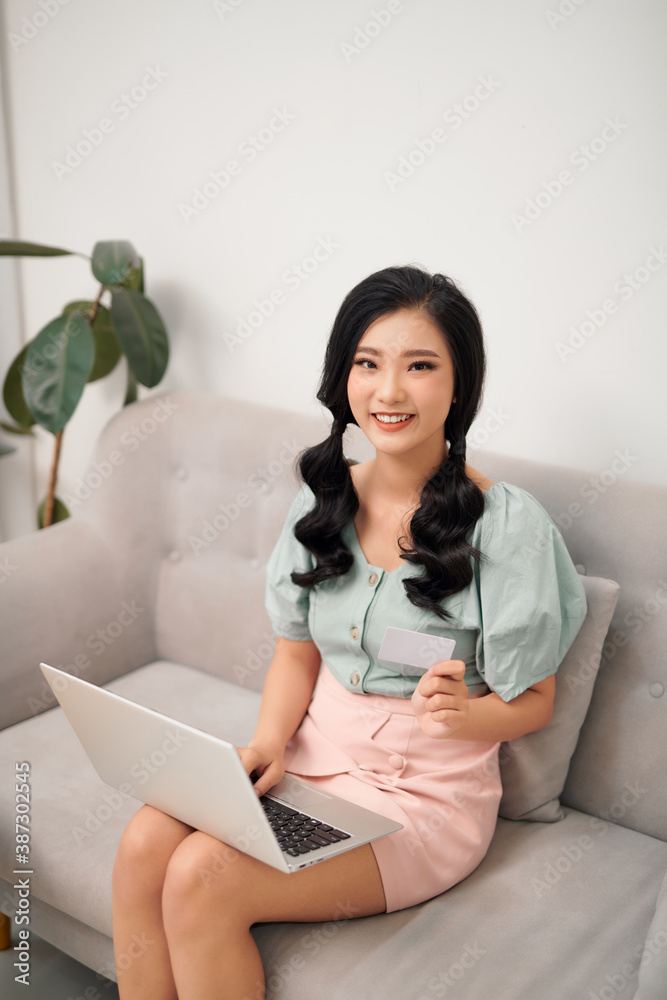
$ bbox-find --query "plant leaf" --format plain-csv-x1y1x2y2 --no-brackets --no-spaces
62,299,95,316
0,420,35,437
62,301,123,383
91,241,140,287
111,288,169,388
120,257,144,293
0,240,77,257
37,495,70,528
123,364,138,406
0,439,16,457
22,312,95,434
3,344,35,429
88,306,123,382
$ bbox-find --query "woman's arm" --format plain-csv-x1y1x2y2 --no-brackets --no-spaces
239,636,322,795
412,660,555,742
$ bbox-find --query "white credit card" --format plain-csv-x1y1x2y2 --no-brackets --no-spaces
378,627,456,673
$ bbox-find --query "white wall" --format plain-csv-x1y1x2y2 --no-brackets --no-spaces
1,0,665,538
0,42,35,541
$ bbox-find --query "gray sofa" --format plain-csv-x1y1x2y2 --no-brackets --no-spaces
1,391,666,1000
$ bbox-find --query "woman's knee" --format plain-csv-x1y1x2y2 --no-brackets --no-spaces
162,833,252,935
113,805,192,895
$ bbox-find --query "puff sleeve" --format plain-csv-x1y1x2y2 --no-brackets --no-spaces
264,484,316,641
473,484,587,702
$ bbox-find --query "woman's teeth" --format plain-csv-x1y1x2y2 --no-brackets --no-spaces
374,413,413,423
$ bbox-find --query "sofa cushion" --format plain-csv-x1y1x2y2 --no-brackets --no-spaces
633,867,667,999
251,808,667,1000
499,574,620,821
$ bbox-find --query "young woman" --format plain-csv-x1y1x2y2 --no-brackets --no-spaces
112,265,587,999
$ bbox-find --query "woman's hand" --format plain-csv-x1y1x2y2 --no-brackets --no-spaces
411,660,469,739
237,742,286,797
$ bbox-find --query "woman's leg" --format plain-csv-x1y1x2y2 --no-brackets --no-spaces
162,830,386,1000
112,804,194,1000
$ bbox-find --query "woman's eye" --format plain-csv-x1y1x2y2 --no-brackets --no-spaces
353,359,436,372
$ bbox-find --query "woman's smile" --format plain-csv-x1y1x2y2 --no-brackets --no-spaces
371,411,416,430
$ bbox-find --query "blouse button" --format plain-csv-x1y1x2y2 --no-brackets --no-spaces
649,682,664,698
350,626,359,640
351,673,360,686
388,754,404,770
368,572,378,586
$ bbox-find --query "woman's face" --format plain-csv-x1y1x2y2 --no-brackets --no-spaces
346,308,456,464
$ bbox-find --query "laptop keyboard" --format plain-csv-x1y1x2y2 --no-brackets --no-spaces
260,797,352,857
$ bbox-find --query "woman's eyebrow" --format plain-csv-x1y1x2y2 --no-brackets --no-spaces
355,346,441,358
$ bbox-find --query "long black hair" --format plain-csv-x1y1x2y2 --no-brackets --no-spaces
291,265,487,620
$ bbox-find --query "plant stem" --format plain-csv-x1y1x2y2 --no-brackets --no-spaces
88,284,105,325
43,429,63,528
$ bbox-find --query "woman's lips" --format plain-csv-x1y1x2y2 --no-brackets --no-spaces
371,413,416,431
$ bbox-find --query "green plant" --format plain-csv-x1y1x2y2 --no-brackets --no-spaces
0,239,169,527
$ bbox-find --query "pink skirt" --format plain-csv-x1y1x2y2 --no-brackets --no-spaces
284,665,502,912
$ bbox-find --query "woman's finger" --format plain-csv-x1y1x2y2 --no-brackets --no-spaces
252,761,284,797
237,747,265,778
429,658,466,681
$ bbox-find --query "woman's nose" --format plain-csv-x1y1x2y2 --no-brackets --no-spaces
377,367,405,404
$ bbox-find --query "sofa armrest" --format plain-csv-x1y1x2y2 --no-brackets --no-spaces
0,518,153,729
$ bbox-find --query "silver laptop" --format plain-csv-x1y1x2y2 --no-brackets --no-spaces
40,663,401,873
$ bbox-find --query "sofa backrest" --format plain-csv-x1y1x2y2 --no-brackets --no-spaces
77,392,666,841
474,447,667,842
77,391,328,690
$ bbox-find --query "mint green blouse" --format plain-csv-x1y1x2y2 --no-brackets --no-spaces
264,480,587,703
